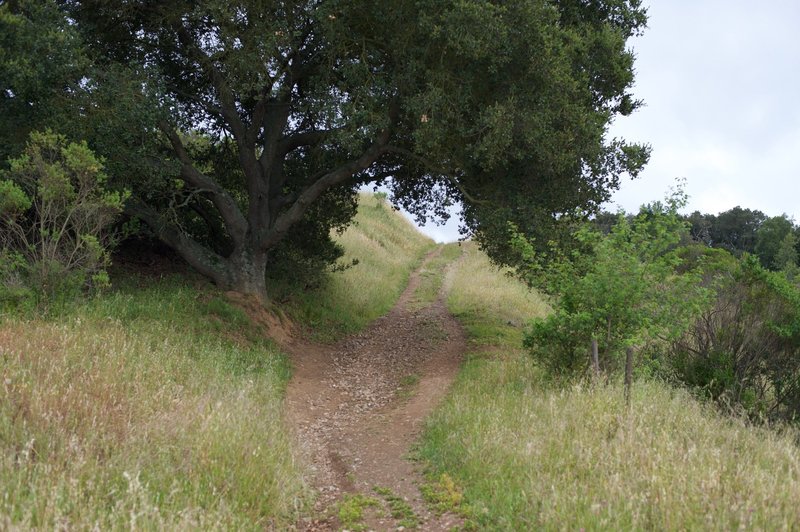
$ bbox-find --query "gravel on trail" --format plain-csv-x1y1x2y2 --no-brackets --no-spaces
284,247,467,531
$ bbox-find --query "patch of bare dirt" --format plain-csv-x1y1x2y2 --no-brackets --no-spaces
224,291,296,346
284,247,467,531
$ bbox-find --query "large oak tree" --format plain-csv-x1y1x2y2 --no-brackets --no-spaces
57,0,648,300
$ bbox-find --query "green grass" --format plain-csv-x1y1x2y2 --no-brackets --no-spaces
373,486,420,529
17,196,800,529
0,278,307,529
445,242,549,347
420,242,800,530
276,192,435,341
409,243,463,309
420,473,466,515
336,493,382,531
397,373,421,401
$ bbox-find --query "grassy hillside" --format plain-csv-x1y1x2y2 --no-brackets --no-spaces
420,242,800,530
275,192,435,340
0,192,432,529
8,193,800,530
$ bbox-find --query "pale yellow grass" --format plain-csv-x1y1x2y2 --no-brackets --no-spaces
334,193,436,312
445,241,548,346
421,243,800,530
0,191,433,527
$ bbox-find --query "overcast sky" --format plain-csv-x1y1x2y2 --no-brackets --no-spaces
608,0,800,219
388,1,800,243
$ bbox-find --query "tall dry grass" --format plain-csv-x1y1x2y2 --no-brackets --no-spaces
445,242,549,346
421,242,800,530
0,283,307,529
282,192,435,340
0,191,434,528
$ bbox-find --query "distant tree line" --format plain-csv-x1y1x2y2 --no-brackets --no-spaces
592,205,800,275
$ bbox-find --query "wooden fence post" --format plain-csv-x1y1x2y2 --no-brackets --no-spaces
624,346,634,407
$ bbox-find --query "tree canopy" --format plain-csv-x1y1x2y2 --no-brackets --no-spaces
0,0,87,161
686,206,766,255
684,207,799,273
755,215,795,271
521,188,706,377
5,0,649,299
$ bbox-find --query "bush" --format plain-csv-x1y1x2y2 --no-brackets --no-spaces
665,254,800,421
521,188,708,379
517,184,800,423
0,130,127,308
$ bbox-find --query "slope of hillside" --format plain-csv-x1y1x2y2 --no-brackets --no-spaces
0,192,433,529
285,245,467,531
1,286,304,529
420,242,800,530
274,192,435,341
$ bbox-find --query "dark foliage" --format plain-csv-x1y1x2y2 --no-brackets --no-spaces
665,253,800,422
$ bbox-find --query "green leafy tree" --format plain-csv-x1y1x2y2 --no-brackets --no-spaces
521,188,708,378
775,231,799,281
0,130,127,304
709,206,766,255
667,254,800,421
0,0,88,163
755,214,795,270
796,226,800,260
686,210,714,246
58,0,649,300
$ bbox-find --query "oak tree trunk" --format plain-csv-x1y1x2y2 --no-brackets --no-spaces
227,247,269,302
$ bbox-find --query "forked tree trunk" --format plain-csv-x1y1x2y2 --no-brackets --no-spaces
129,76,393,302
183,244,269,302
129,200,271,301
179,241,270,302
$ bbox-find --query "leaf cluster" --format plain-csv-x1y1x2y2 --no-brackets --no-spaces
0,130,127,309
7,0,651,297
0,0,89,162
665,252,800,422
686,207,800,274
521,186,709,378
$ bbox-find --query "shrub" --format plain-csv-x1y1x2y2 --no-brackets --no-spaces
0,130,127,307
665,254,800,421
521,188,708,379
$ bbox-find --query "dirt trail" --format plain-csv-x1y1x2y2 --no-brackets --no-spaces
284,247,466,531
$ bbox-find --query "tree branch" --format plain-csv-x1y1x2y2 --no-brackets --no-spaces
173,23,249,147
126,199,232,286
158,121,248,244
250,47,297,140
259,130,392,251
277,127,342,156
169,187,212,211
384,145,489,205
257,98,291,176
